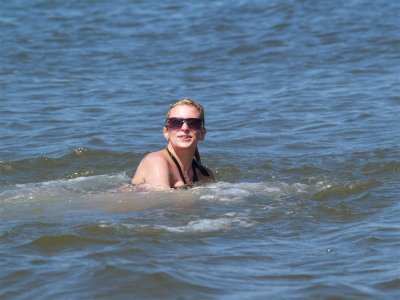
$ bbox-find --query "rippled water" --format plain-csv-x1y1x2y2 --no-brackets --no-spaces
1,0,399,299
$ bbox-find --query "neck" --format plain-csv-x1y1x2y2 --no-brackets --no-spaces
167,145,195,172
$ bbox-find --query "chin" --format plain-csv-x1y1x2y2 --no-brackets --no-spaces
175,140,196,149
176,143,193,149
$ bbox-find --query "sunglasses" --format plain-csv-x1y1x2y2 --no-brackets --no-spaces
166,118,203,130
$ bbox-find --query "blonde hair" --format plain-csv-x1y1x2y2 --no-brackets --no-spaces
165,98,205,126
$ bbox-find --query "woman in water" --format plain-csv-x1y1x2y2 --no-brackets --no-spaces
132,98,214,190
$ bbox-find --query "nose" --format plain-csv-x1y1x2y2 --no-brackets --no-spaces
181,120,190,130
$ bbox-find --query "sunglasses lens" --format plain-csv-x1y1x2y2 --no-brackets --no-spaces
168,118,183,129
167,118,203,130
187,119,202,130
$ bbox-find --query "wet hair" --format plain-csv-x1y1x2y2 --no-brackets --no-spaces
165,98,205,126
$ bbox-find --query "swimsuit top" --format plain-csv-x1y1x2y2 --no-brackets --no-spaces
166,148,210,188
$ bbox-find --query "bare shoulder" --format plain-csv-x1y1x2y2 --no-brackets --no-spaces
132,150,170,187
141,150,168,165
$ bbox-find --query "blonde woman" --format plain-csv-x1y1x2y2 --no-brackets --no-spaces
132,98,214,190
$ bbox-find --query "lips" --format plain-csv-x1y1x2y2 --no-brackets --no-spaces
178,135,192,141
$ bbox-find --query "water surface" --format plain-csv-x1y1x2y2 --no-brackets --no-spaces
1,0,399,299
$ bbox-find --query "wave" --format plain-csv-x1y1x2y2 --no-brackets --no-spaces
21,234,117,254
0,170,385,224
97,213,254,234
2,146,399,187
1,144,396,224
0,147,142,185
313,180,381,201
1,170,385,203
0,174,328,204
193,181,326,201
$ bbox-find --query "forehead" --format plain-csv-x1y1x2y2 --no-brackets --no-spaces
168,105,201,118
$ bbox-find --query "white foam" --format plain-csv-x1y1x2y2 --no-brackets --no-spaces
0,173,130,204
1,176,332,211
162,217,254,233
192,180,330,203
96,211,254,234
194,182,255,202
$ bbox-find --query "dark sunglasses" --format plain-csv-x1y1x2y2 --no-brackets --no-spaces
166,118,203,130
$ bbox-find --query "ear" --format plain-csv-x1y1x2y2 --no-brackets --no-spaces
163,127,169,140
199,127,207,140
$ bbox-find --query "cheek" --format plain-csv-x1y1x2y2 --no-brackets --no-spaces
198,129,206,140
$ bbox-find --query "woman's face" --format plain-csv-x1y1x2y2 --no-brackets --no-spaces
163,105,206,150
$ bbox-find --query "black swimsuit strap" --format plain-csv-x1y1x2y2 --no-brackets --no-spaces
166,148,208,186
166,148,188,185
